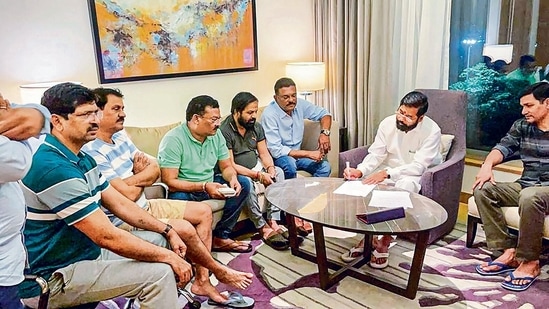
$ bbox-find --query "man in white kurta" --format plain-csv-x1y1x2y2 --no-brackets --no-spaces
341,91,442,268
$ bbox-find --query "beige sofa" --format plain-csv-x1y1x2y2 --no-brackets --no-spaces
125,107,339,227
466,168,549,247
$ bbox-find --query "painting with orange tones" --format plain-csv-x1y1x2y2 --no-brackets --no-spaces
88,0,257,83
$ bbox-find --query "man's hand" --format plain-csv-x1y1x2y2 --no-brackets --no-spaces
133,152,150,174
318,134,331,154
259,171,275,186
361,170,388,185
166,229,187,259
308,150,325,162
0,95,44,140
204,182,227,199
168,253,193,288
229,176,242,196
472,165,495,190
343,167,362,180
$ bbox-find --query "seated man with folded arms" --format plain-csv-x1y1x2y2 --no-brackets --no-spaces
261,77,332,236
220,92,288,250
342,91,442,268
473,82,549,292
82,87,250,302
0,94,49,309
159,95,252,253
20,83,252,308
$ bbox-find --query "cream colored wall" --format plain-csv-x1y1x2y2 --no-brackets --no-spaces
0,0,315,126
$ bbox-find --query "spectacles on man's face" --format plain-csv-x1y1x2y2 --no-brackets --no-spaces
197,114,221,124
276,93,297,102
395,108,416,123
72,110,103,121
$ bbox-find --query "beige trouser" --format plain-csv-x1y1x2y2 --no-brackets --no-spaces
118,199,188,231
24,231,178,309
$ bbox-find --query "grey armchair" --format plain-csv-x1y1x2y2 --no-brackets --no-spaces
338,89,467,244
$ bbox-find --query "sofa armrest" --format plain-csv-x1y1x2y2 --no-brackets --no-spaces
144,182,169,199
338,146,370,177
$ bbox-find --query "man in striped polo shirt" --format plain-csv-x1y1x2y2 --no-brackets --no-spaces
20,83,252,308
83,87,251,303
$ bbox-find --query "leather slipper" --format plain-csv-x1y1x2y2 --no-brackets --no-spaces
208,291,255,308
212,241,252,253
475,261,516,276
262,232,289,250
276,228,305,245
501,272,537,291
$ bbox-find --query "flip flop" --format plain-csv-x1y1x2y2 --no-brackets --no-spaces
475,261,516,276
207,291,255,308
262,232,289,250
501,272,537,291
369,249,389,269
212,241,252,253
340,246,364,263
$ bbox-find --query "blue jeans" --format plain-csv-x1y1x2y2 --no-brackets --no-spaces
0,285,24,309
168,174,251,239
274,155,331,179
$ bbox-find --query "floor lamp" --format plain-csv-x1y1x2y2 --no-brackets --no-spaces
285,62,325,101
19,81,81,104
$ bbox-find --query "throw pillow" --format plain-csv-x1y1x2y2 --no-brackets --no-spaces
440,134,455,162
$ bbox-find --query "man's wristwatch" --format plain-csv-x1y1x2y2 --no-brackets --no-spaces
320,129,331,136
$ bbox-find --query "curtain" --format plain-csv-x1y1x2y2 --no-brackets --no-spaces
313,0,452,148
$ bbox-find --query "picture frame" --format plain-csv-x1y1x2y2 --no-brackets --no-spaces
87,0,258,84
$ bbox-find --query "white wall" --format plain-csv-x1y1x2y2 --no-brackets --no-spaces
0,0,315,126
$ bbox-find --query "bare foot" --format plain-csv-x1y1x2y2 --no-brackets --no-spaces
371,235,391,266
191,280,228,303
214,265,254,290
480,248,519,272
504,260,540,286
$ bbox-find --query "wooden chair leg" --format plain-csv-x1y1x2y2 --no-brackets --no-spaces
466,215,479,248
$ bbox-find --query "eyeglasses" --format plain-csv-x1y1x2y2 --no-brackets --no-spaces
72,110,103,120
197,115,221,124
395,108,416,123
277,93,297,101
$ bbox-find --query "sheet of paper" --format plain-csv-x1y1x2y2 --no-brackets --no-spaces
333,180,376,197
368,190,413,209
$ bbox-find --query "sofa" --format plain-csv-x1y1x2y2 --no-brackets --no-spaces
125,106,340,227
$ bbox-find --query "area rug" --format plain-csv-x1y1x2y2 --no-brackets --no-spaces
98,224,549,308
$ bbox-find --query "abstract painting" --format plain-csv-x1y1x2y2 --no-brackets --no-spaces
88,0,258,83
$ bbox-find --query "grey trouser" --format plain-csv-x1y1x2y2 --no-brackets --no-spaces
474,182,549,261
24,231,178,309
244,166,284,229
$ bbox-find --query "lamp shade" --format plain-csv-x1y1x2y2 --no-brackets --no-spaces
482,44,513,64
285,62,326,92
19,81,82,104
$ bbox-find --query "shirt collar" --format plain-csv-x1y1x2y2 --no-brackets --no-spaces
44,134,86,164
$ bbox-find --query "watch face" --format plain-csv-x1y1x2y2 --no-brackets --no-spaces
322,129,330,136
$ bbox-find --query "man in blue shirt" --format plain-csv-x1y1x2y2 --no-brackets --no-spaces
261,77,332,234
0,94,49,309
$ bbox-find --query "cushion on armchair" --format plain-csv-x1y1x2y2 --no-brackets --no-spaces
440,134,455,162
125,123,181,157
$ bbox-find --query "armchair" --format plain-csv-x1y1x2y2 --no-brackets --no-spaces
339,89,467,244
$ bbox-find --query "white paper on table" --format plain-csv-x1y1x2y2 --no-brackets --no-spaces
333,180,376,197
368,190,413,209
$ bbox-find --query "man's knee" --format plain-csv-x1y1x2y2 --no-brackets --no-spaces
473,182,497,202
237,175,252,195
316,161,331,177
519,187,549,209
275,156,297,178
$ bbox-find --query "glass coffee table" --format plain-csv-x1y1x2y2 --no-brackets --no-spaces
265,177,448,299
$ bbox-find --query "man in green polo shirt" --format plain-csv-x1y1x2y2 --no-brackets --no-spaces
159,95,253,253
219,92,288,250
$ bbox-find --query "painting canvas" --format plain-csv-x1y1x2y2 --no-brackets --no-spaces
88,0,258,83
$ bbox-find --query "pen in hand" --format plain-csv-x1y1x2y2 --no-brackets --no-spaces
345,161,350,180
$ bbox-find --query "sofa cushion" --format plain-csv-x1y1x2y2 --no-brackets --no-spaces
468,196,549,239
125,123,181,157
440,134,455,162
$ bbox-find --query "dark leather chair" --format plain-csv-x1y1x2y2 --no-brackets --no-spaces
338,89,467,244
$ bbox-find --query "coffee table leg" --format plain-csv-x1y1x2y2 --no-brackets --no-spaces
311,222,331,289
285,212,299,254
405,231,429,298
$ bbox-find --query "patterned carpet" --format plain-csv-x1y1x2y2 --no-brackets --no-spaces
98,224,549,309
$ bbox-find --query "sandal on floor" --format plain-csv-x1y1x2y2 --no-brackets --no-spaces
207,291,255,308
501,272,538,292
340,246,364,263
212,241,252,253
262,232,289,250
369,249,390,269
475,261,516,276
